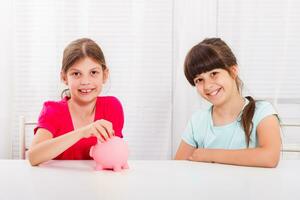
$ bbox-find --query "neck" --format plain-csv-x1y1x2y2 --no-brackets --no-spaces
68,98,96,119
213,93,245,122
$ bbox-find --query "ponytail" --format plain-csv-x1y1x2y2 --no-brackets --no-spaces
241,96,256,147
61,88,70,99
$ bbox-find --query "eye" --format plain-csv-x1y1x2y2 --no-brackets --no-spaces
194,78,203,85
91,70,100,76
71,72,81,78
210,71,218,78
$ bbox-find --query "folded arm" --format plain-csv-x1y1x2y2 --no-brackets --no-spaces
175,115,281,168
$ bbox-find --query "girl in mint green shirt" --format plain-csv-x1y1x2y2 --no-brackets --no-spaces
175,38,281,168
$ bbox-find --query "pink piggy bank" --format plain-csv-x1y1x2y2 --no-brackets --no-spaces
89,136,129,172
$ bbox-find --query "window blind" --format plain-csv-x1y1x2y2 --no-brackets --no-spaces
12,0,173,159
217,0,300,156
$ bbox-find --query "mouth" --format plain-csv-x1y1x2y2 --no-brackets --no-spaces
206,88,222,97
78,88,95,95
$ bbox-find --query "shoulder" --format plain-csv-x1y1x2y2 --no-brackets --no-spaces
40,99,67,115
97,96,123,107
253,100,278,124
254,100,277,115
255,100,274,109
43,99,67,108
36,99,67,134
96,96,124,116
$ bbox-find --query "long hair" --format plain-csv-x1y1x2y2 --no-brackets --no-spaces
184,38,255,146
60,38,107,98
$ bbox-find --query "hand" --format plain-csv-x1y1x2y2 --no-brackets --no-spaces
188,148,209,162
80,119,114,142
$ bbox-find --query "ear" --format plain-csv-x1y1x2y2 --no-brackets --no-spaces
60,71,68,85
230,65,239,79
102,68,109,84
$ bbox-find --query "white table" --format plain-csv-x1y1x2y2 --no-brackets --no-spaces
0,160,299,200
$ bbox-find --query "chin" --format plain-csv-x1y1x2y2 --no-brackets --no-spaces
74,95,97,104
206,97,225,107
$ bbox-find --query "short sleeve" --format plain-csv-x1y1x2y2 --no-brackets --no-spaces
101,97,124,138
34,102,58,136
254,101,278,125
182,119,198,148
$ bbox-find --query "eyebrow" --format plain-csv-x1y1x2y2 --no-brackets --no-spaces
68,68,80,72
90,67,102,70
69,66,101,72
193,76,202,83
194,74,203,79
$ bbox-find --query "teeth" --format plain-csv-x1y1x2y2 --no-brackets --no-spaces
80,89,92,93
208,89,219,96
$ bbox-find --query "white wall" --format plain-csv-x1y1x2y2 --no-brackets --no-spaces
172,0,300,158
10,0,173,159
172,0,218,156
0,0,299,159
0,0,13,158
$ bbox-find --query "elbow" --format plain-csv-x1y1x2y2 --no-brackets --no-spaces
264,158,279,168
262,152,280,168
174,153,191,160
27,149,40,166
174,155,183,160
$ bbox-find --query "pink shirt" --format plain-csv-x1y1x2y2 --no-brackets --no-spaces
34,96,124,160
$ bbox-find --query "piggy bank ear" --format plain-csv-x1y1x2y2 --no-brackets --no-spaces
89,146,94,158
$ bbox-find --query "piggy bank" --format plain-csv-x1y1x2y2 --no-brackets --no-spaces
89,136,129,172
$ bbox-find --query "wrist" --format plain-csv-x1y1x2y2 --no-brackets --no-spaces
75,127,86,139
205,149,214,163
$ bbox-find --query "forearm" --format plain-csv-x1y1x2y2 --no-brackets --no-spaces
28,130,83,166
194,147,280,168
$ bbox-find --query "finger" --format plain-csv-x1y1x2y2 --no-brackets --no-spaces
97,135,105,143
99,120,114,138
91,130,103,142
107,129,115,137
94,123,109,141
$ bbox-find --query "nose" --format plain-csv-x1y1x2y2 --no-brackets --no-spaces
203,79,214,92
80,75,91,85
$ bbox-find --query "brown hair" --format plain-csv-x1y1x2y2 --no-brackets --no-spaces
184,38,255,146
61,38,107,98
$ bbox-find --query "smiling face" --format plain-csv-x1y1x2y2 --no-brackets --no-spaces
193,67,238,106
61,57,108,105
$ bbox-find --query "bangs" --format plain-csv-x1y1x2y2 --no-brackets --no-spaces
184,44,227,86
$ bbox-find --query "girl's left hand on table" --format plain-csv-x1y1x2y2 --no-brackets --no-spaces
189,148,210,162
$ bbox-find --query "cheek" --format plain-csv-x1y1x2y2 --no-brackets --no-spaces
196,85,205,95
96,78,105,86
215,76,228,85
221,78,236,90
91,79,104,91
67,80,79,89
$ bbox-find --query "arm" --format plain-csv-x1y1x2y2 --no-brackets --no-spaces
174,140,196,160
27,119,114,166
189,115,281,168
28,128,82,166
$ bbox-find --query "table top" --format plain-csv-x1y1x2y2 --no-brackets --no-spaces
1,159,300,200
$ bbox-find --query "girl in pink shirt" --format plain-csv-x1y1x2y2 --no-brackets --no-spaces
28,38,124,166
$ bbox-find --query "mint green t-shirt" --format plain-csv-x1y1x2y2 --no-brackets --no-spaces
182,100,278,149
